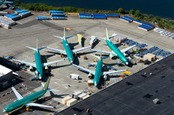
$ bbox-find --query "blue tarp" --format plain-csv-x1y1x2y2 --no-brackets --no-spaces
106,14,120,17
36,16,51,20
49,10,64,13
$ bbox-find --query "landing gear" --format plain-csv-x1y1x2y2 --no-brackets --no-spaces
26,107,30,111
60,54,64,58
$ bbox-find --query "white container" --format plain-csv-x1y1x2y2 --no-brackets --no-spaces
78,93,87,100
82,95,90,100
66,98,77,107
61,96,72,105
70,74,79,80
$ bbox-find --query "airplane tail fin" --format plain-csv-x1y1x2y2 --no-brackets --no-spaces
42,77,51,91
105,28,109,40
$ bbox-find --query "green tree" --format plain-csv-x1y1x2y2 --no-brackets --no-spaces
117,8,124,14
134,10,141,17
129,9,134,15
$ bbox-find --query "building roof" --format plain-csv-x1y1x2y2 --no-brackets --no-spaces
57,53,174,115
0,65,12,77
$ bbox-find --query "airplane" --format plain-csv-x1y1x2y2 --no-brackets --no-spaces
0,0,13,6
92,28,136,65
46,28,91,64
3,77,55,115
12,45,65,80
73,55,126,86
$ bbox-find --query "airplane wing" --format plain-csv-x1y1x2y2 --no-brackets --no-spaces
43,58,65,67
12,59,36,68
27,103,55,109
91,49,111,55
47,46,66,55
12,87,23,100
72,46,91,54
120,45,136,53
73,64,95,75
103,69,126,76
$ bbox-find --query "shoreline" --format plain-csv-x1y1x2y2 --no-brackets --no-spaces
15,2,174,30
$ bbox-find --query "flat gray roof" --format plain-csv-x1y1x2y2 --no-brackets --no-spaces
56,53,174,115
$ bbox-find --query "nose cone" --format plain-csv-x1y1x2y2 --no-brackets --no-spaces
94,82,97,86
125,62,129,65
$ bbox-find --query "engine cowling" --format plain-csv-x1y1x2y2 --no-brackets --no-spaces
88,73,92,78
103,75,107,80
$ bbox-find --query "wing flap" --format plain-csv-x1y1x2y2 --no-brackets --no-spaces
27,103,55,109
12,59,36,68
73,64,95,75
47,47,66,55
103,69,126,75
43,58,65,67
121,45,136,53
73,46,91,53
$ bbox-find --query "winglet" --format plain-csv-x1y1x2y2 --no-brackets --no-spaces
106,28,109,40
42,77,51,90
63,27,66,40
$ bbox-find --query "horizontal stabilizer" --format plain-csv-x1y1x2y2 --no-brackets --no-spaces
26,46,37,51
53,35,63,39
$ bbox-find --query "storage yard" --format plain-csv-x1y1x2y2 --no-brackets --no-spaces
0,11,174,115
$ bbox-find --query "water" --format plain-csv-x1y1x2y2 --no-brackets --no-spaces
18,0,174,19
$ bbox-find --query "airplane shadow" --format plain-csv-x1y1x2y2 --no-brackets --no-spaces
69,42,79,49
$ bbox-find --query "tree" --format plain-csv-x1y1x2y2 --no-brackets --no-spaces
134,10,141,17
129,9,134,15
117,8,124,14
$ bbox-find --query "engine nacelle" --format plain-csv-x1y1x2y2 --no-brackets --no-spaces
35,71,39,76
103,75,107,80
29,66,35,71
109,53,114,59
88,73,92,78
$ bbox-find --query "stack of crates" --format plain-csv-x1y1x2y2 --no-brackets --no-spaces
49,10,67,20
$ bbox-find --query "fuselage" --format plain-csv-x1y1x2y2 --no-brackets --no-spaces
3,89,46,113
106,39,128,65
93,58,103,86
62,39,74,63
34,50,44,79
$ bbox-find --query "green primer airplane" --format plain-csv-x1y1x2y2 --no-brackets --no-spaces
73,55,126,86
3,77,55,115
13,45,64,80
47,28,91,64
93,28,136,65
